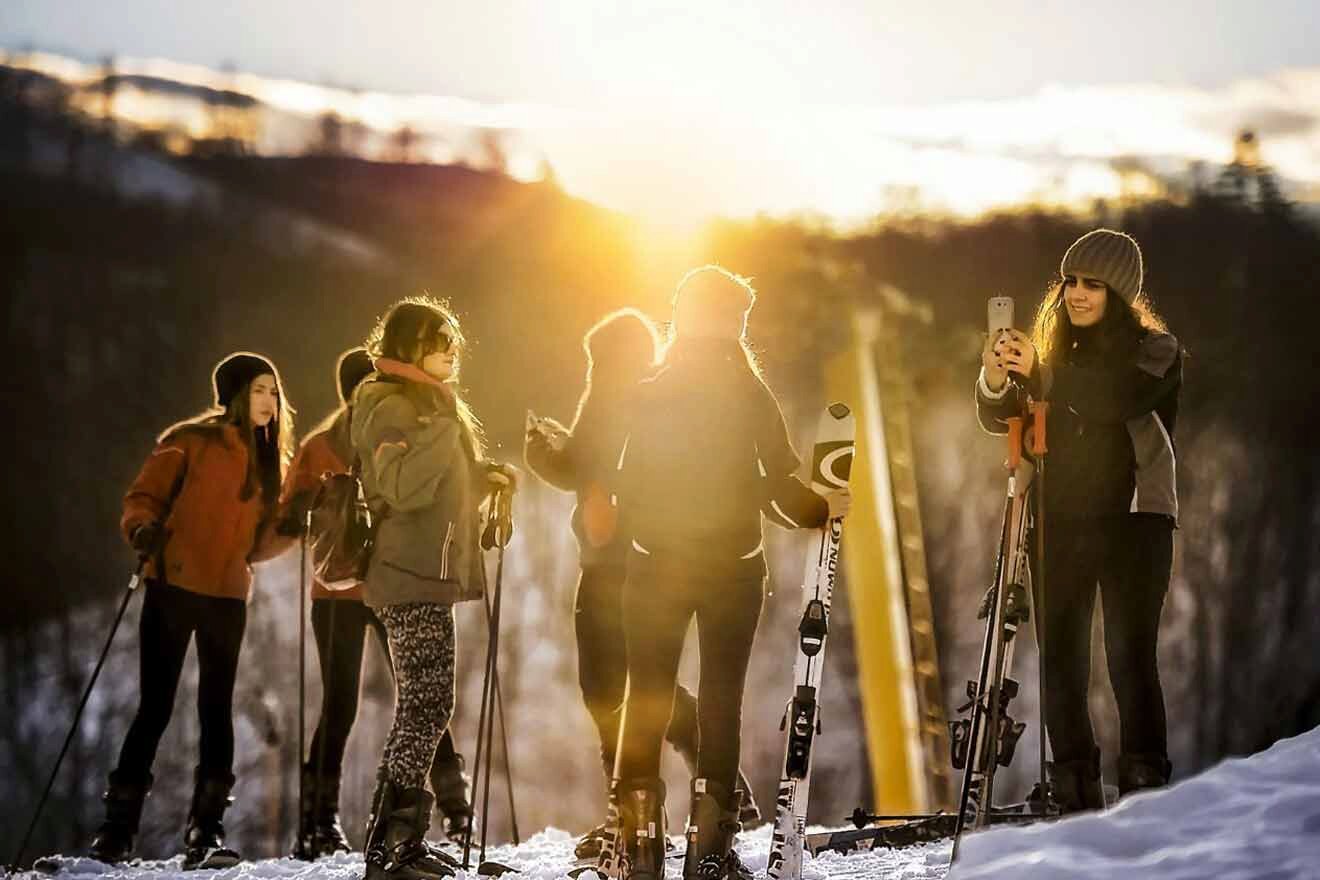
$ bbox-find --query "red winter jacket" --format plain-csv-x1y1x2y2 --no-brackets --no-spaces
276,408,365,600
121,422,281,600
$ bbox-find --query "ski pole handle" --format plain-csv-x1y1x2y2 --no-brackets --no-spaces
1028,401,1049,456
1005,416,1024,470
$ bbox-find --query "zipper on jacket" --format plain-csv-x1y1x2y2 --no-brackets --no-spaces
440,521,456,580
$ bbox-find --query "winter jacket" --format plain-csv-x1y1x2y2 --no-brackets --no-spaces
524,386,634,568
277,407,364,600
618,337,829,577
975,326,1181,522
350,359,487,609
121,422,280,600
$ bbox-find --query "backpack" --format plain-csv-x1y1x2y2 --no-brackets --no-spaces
305,458,375,590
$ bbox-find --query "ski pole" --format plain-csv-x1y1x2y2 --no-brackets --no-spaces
9,560,146,873
492,612,520,844
465,488,515,868
295,511,309,857
1028,401,1050,814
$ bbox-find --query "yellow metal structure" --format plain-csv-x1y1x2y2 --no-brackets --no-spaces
826,306,952,813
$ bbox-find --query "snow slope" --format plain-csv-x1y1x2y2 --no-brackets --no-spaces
20,724,1320,880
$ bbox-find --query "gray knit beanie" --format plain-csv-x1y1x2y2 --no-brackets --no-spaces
1060,229,1143,304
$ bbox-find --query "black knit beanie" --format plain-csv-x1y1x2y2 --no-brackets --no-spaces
1060,229,1144,304
337,347,374,404
213,351,279,408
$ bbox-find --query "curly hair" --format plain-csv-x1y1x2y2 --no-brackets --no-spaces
367,295,484,456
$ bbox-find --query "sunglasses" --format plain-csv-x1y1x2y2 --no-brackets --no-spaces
419,325,457,356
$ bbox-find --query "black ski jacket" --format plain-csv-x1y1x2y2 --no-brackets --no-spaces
975,325,1182,522
617,338,829,577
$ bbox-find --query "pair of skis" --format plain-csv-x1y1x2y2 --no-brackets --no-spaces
766,402,856,880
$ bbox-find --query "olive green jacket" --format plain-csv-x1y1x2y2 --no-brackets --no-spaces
351,372,487,609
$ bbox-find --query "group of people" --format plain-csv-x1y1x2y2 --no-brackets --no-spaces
85,228,1182,880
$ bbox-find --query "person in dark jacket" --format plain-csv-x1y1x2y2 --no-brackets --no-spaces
524,308,762,861
612,267,852,880
976,228,1182,813
351,298,515,880
279,348,473,859
91,352,294,869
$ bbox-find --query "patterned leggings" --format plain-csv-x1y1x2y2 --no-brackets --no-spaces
376,603,457,790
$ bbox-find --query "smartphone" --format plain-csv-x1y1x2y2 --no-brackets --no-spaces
987,296,1014,336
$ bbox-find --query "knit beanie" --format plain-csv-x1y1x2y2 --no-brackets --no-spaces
1060,229,1144,304
336,347,374,404
213,351,279,408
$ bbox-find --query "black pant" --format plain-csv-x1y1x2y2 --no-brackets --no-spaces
307,598,458,780
114,580,247,782
1036,514,1173,763
616,554,763,800
575,564,701,778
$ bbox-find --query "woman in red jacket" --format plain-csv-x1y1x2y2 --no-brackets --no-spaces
283,348,473,859
90,352,293,869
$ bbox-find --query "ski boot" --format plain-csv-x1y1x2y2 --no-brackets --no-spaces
292,767,351,859
1117,753,1172,796
1047,749,1106,815
619,777,667,880
428,753,476,841
668,712,761,829
363,779,459,880
682,779,752,880
182,770,241,870
88,771,152,863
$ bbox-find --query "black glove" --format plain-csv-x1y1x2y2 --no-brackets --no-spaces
274,492,314,537
131,522,167,556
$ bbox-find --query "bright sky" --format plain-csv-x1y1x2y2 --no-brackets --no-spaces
5,1,1320,226
7,0,1319,106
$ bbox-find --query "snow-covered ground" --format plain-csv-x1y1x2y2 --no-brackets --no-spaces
22,723,1320,880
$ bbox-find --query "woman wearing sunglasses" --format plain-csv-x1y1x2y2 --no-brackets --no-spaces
351,297,515,880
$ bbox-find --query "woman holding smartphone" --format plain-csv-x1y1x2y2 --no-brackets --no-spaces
975,229,1182,812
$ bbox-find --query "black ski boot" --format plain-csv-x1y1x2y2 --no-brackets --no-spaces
1117,753,1172,796
682,779,751,880
620,777,667,880
292,767,351,859
88,771,152,864
428,753,475,841
669,707,761,829
363,779,459,880
182,771,241,870
1048,749,1106,815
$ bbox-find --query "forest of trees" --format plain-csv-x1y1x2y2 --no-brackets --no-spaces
2,64,1318,864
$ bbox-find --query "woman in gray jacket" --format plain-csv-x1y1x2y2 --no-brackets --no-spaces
351,297,514,880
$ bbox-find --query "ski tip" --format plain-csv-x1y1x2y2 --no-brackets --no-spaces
827,402,851,420
477,861,519,877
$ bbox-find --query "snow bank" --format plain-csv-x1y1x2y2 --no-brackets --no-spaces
23,724,1320,880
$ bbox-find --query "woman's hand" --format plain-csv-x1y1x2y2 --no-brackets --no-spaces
996,329,1037,380
982,333,1010,392
826,488,852,520
485,462,521,493
537,420,570,453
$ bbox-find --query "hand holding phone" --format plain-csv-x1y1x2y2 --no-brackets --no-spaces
987,296,1014,337
983,296,1014,392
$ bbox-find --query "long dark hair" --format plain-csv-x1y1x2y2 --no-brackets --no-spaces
367,295,485,457
1031,280,1170,365
163,376,294,508
573,307,660,430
